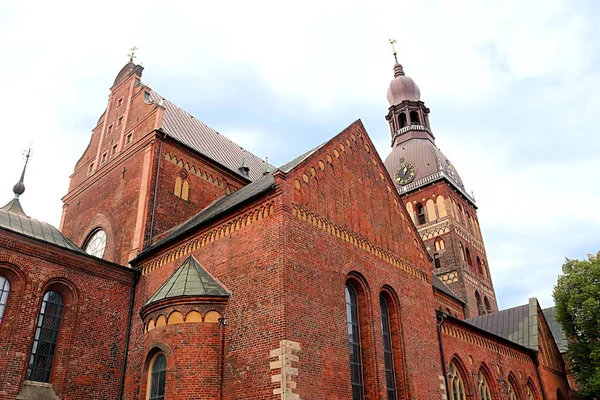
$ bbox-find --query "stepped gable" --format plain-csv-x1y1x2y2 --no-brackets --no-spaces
143,255,229,308
148,91,270,181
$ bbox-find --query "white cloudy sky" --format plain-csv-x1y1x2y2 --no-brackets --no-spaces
1,0,598,309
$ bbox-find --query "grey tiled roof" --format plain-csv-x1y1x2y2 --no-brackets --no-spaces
148,91,271,181
465,299,539,349
0,198,84,254
432,273,464,304
144,255,229,307
543,307,569,352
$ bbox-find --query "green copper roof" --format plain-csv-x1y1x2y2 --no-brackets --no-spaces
144,255,229,307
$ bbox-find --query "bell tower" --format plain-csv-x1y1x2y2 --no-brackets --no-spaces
382,52,498,318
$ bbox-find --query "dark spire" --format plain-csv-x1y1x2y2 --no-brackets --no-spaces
263,157,271,176
239,154,250,177
1,148,31,215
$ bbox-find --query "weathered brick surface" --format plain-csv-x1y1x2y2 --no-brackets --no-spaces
0,230,135,400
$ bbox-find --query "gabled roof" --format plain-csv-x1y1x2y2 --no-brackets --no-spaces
432,273,465,304
144,255,229,308
542,306,568,352
465,298,539,350
0,198,84,254
148,91,270,181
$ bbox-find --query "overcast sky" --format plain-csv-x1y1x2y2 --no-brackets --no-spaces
1,0,598,309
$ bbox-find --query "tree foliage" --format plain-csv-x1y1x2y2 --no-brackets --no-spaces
553,251,600,397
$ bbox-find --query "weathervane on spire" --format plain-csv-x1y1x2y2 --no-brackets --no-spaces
13,147,32,199
128,46,139,63
389,39,399,64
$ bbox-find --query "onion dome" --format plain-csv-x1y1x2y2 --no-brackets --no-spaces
386,63,421,105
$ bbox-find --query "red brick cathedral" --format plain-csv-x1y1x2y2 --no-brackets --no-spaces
0,57,572,400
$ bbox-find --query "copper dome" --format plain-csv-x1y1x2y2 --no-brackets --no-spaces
384,138,464,189
386,64,421,105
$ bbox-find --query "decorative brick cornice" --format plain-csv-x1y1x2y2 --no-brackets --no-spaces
291,205,429,283
453,223,485,253
442,322,533,364
163,151,236,194
140,201,276,275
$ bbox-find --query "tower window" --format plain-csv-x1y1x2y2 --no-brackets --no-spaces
475,291,485,316
84,229,107,259
27,291,64,383
416,203,426,225
101,152,107,164
484,297,492,314
346,284,364,400
476,256,484,276
126,132,133,145
117,97,123,108
434,253,441,269
409,111,420,125
148,353,167,400
112,144,118,155
118,116,123,127
0,276,10,328
88,162,94,174
434,238,445,251
399,113,407,128
108,124,113,134
464,247,473,268
380,294,397,400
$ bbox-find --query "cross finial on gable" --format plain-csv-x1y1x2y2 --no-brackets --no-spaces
128,46,139,63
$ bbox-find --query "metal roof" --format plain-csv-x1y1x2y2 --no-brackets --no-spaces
144,255,229,307
0,198,85,254
465,298,539,349
148,91,270,181
542,306,569,352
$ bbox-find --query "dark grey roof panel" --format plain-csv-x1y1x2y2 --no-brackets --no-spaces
144,255,229,307
148,91,271,181
432,273,464,304
466,303,535,349
136,173,276,261
543,307,568,352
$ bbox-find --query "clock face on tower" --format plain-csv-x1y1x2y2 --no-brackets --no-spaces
395,163,416,185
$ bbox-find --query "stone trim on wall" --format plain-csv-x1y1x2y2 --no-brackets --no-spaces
270,340,301,400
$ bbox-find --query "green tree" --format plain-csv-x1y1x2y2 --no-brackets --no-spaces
553,251,600,398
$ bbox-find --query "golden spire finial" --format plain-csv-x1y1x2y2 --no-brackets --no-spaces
389,39,399,64
128,46,139,63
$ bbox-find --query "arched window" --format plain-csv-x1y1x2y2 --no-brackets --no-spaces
484,297,492,314
148,353,167,400
434,253,441,269
448,361,466,400
174,174,190,201
464,247,473,268
526,383,537,400
435,238,445,251
399,113,407,128
476,257,485,276
475,291,485,316
380,295,397,400
459,243,465,262
346,284,364,400
478,370,492,400
84,229,107,258
27,291,64,382
409,111,420,125
0,276,9,327
508,376,520,400
416,203,426,225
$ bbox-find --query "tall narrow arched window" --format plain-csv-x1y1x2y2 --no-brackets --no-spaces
435,238,445,251
84,229,107,258
409,111,420,125
484,297,492,314
526,383,537,400
27,291,64,383
346,284,364,400
508,376,520,400
478,370,492,400
459,243,465,261
0,276,9,327
148,353,167,400
380,295,397,400
475,291,485,316
476,256,484,276
416,203,426,225
434,253,441,269
464,247,473,267
399,113,407,128
448,361,466,400
556,389,565,400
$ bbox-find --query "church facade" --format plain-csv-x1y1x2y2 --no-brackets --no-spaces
0,57,572,399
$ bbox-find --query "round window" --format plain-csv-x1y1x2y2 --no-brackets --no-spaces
84,230,107,258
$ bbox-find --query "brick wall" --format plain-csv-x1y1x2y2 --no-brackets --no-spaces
0,230,135,400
